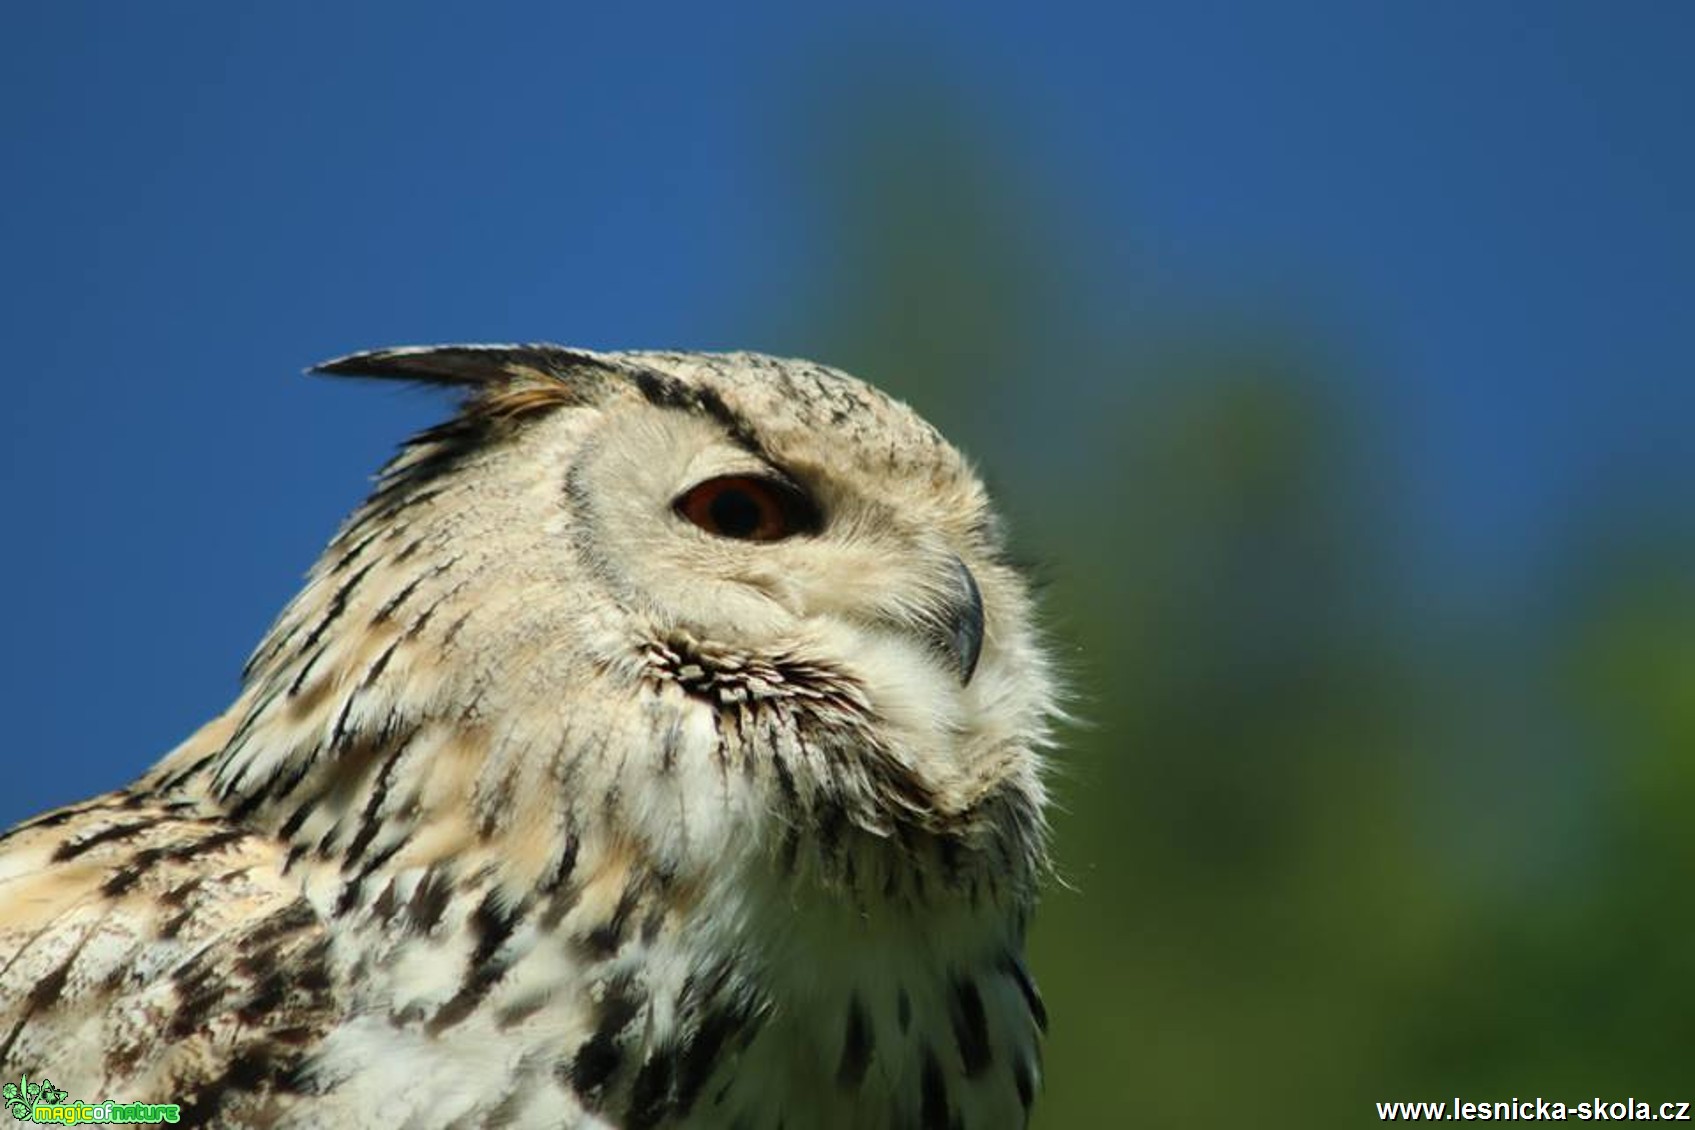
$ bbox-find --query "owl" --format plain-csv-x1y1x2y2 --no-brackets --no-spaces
0,345,1055,1128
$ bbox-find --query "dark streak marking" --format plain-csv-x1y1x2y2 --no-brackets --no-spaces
159,906,196,940
630,369,764,455
469,888,523,965
217,684,289,774
169,959,227,1038
193,1047,276,1122
392,534,428,564
225,783,271,823
949,977,992,1078
266,757,317,809
920,1046,951,1130
160,876,204,907
372,572,428,625
496,995,548,1030
641,903,667,946
0,914,107,1067
179,827,247,857
295,939,334,992
314,819,344,859
425,889,527,1033
836,994,872,1088
1004,954,1049,1033
279,794,321,840
237,903,320,954
347,839,403,890
582,884,641,957
298,558,379,658
329,693,362,752
333,875,365,917
427,958,507,1035
568,976,643,1099
330,524,388,576
371,878,400,922
343,737,416,868
100,863,145,897
937,836,962,888
675,1005,737,1116
770,751,796,803
287,645,330,698
440,610,474,649
51,819,157,862
626,1051,674,1130
236,969,290,1023
817,797,847,860
659,719,684,772
408,868,453,933
777,829,800,877
15,798,119,832
546,826,581,893
360,635,405,689
25,951,73,1013
352,484,449,541
403,587,456,640
1013,1056,1036,1113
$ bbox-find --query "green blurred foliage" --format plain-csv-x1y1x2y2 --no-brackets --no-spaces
774,80,1694,1126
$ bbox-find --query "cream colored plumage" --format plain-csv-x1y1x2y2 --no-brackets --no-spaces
0,345,1055,1128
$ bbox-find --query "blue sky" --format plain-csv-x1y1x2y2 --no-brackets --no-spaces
2,3,1689,818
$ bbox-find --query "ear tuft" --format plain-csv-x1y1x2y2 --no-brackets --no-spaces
310,344,610,388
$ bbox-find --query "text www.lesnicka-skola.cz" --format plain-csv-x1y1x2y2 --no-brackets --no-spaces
1376,1099,1691,1121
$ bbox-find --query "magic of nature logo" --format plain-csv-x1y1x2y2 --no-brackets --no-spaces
4,1075,181,1125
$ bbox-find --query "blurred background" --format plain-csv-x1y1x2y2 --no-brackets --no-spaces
3,4,1691,1123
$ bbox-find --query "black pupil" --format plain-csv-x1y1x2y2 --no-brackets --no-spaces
709,488,765,538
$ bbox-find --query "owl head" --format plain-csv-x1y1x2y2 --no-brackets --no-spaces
182,345,1054,911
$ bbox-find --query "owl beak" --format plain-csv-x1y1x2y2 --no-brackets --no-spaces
932,555,985,686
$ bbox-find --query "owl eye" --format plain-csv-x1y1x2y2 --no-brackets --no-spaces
675,475,819,542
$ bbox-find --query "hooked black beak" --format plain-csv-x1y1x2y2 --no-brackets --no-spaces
931,555,985,685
